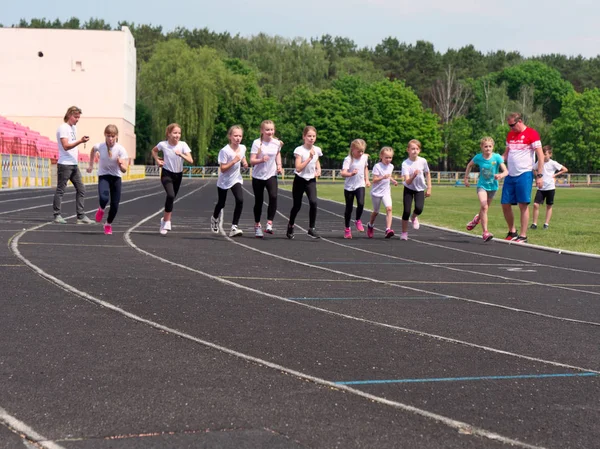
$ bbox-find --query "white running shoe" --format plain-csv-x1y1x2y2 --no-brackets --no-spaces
160,218,168,235
229,225,243,237
210,216,219,233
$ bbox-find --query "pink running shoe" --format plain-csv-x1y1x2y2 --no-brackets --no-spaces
95,207,105,223
367,224,374,239
400,232,408,241
411,215,420,230
104,223,113,235
385,228,395,238
466,214,480,231
355,220,365,232
482,231,493,242
344,228,352,239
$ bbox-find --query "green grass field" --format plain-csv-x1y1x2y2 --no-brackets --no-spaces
311,183,600,255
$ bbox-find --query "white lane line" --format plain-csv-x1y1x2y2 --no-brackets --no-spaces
0,406,65,449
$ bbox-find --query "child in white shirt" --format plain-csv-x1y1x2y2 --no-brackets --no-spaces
367,147,398,239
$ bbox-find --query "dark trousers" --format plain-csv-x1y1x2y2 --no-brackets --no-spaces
161,168,183,213
98,175,122,224
344,187,365,228
402,186,425,220
252,176,278,222
289,175,317,228
214,183,244,226
53,164,86,218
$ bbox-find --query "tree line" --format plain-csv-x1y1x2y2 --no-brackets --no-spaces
7,18,600,172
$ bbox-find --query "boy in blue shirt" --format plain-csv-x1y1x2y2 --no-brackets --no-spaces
463,137,508,242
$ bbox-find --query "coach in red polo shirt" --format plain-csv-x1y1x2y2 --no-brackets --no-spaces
501,113,545,243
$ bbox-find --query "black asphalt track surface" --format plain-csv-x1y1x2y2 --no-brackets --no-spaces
1,178,600,449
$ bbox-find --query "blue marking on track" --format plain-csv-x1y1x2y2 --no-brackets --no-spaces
335,372,599,385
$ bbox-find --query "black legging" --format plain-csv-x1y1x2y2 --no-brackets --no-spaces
213,183,244,226
344,187,365,228
252,176,278,222
288,175,317,228
161,168,183,213
98,175,122,224
402,186,425,220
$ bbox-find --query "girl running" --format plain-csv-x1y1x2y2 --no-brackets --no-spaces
401,139,431,241
286,126,322,239
211,125,248,237
340,139,370,239
151,123,194,235
86,125,129,235
367,147,398,239
250,120,283,238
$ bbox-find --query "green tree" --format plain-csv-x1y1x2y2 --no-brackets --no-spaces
551,89,600,172
135,101,153,164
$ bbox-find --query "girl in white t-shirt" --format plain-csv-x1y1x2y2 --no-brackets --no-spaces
211,125,248,237
401,139,431,241
367,147,398,239
340,139,371,239
250,120,283,238
86,124,129,235
151,123,194,235
286,126,322,239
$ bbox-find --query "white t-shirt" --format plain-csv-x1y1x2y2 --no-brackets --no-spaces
56,123,79,165
371,162,394,197
342,154,369,191
217,144,246,189
156,141,191,173
294,145,323,180
534,159,563,191
251,138,281,180
402,157,430,192
92,142,129,177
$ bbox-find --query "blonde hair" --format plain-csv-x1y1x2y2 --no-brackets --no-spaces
227,125,243,138
63,106,82,122
379,146,394,159
350,139,366,156
104,124,118,157
165,123,181,139
480,136,494,147
303,125,317,137
260,120,275,141
407,139,422,150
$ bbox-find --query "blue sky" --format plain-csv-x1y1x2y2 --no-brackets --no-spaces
3,0,600,58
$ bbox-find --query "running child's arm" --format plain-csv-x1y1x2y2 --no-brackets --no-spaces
276,142,283,173
220,153,242,172
177,150,194,164
463,160,475,187
242,156,249,169
371,172,386,183
316,159,322,178
404,169,421,185
151,146,164,166
495,162,508,180
118,156,129,173
86,146,98,173
425,170,432,197
295,153,313,172
364,165,371,187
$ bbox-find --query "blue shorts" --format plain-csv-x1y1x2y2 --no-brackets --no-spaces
501,172,533,205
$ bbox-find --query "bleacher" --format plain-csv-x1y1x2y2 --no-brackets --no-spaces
0,116,90,163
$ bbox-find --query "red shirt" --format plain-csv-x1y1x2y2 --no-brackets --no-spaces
505,127,542,176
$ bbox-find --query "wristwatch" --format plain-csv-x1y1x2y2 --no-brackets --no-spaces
536,173,543,178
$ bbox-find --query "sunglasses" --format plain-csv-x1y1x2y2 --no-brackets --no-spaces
508,122,519,127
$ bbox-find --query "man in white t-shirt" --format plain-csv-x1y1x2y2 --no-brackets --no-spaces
52,106,92,224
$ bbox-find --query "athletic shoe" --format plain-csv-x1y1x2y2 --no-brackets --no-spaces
385,228,395,238
229,225,243,237
466,214,480,231
77,215,93,224
160,218,168,235
53,215,67,224
482,231,493,242
210,216,219,233
163,220,172,231
543,224,549,230
514,235,528,243
286,223,295,239
530,223,538,230
308,228,321,239
400,232,408,241
344,228,352,239
265,222,274,234
410,216,420,230
355,220,365,232
255,224,264,238
95,207,105,223
104,223,113,235
504,231,518,241
367,224,374,239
